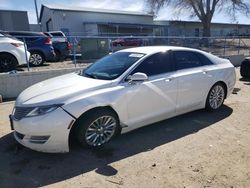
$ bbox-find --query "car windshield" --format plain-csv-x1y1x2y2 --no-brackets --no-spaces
82,52,145,80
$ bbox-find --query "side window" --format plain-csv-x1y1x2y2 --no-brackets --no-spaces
131,52,173,76
195,53,214,66
174,51,203,70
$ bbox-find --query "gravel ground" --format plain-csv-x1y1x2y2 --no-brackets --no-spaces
0,68,249,188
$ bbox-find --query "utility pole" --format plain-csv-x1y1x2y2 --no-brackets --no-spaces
34,0,42,31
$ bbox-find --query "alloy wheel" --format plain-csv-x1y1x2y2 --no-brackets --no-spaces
85,116,117,146
29,53,43,66
209,85,225,109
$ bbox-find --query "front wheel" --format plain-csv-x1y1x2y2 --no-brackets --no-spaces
0,54,18,72
206,83,226,111
75,109,119,147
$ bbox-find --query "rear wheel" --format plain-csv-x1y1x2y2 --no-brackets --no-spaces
75,109,119,147
206,83,226,111
0,54,18,72
54,50,62,62
240,59,250,78
29,51,44,66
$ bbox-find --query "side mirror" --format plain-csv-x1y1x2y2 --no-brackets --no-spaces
128,72,148,82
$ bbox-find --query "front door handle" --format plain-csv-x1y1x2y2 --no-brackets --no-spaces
202,70,208,74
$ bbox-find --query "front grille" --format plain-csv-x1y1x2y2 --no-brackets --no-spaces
13,107,35,120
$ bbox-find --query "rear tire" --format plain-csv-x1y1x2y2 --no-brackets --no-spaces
206,83,226,111
54,50,62,62
0,53,18,72
240,59,250,78
29,51,44,66
75,109,119,147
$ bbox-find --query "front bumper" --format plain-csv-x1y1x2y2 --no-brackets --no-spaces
14,47,30,66
11,107,75,153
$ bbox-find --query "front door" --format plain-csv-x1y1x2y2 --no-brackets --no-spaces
123,51,178,129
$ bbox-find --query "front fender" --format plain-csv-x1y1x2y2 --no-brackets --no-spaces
62,86,128,124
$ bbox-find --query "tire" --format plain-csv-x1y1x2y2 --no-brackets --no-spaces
54,50,62,62
29,51,44,66
0,53,18,72
206,83,226,111
240,60,250,78
75,109,119,147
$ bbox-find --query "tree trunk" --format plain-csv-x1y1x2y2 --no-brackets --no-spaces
201,19,211,47
202,20,211,37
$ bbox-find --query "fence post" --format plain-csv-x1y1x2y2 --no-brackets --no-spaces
223,36,227,56
238,37,240,55
23,37,30,72
73,37,77,70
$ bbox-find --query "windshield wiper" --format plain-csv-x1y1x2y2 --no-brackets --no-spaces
84,72,97,79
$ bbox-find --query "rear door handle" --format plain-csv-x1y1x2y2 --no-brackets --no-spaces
165,77,174,82
202,69,213,77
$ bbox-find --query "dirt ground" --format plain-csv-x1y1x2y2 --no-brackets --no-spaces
0,68,249,188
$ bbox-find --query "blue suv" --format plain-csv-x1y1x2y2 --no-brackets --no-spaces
5,31,55,66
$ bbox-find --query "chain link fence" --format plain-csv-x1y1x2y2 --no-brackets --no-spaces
1,34,250,73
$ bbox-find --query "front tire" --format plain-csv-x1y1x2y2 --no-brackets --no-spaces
75,109,119,147
0,53,18,72
206,83,226,111
29,51,44,66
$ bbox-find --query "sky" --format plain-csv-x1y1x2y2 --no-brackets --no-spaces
0,0,249,24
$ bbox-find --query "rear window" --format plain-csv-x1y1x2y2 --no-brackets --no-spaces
49,32,64,37
44,33,50,37
174,51,213,70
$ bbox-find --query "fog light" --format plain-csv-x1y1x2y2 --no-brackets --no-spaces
29,136,50,144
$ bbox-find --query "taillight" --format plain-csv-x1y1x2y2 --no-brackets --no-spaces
44,37,52,45
11,43,23,47
67,42,72,49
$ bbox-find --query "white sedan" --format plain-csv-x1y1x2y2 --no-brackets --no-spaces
10,46,236,153
0,33,30,72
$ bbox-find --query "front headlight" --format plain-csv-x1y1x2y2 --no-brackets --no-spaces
26,104,63,117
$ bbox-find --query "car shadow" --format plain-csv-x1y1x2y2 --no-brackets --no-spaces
0,105,233,187
239,78,250,86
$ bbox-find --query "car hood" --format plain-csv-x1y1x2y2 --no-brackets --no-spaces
15,73,113,106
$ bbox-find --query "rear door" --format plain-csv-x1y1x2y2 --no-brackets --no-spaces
173,51,215,113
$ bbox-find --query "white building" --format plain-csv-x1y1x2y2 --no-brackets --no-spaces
154,20,250,37
39,5,157,36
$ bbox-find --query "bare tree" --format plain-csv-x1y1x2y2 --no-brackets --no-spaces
147,0,250,37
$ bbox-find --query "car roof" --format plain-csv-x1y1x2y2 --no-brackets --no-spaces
121,46,226,65
120,46,206,55
5,31,45,36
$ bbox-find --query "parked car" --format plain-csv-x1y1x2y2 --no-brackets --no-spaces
240,57,250,78
44,31,71,62
4,31,55,66
112,37,143,47
10,46,236,153
0,33,30,72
